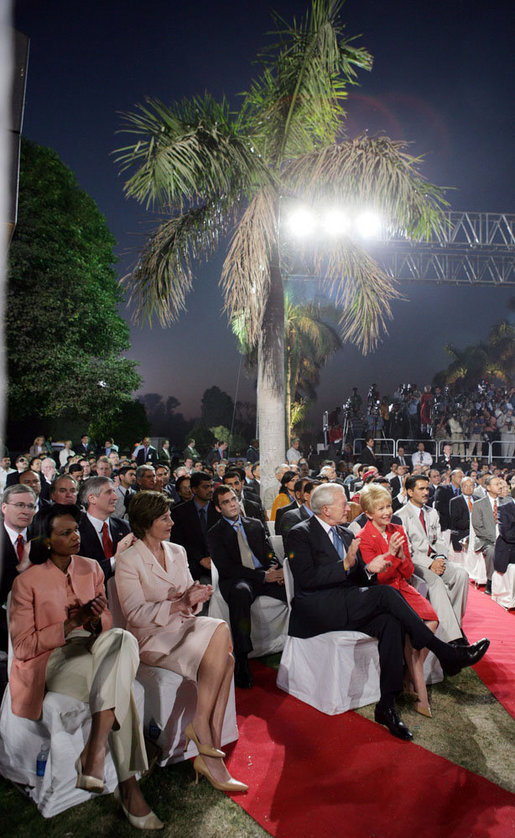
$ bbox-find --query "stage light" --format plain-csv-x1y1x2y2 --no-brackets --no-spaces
322,209,349,236
285,207,316,237
355,211,382,239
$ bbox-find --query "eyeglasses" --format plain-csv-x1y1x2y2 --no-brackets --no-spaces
6,502,36,511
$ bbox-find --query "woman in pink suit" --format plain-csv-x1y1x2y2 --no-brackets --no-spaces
9,504,162,830
358,484,439,718
115,491,247,793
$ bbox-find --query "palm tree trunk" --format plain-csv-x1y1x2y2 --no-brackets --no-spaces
257,243,285,506
286,349,292,440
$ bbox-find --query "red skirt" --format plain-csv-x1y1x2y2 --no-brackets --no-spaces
395,579,438,622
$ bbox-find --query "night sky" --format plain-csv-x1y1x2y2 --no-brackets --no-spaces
13,0,514,425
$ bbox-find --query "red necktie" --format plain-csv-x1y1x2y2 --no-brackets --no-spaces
102,522,113,559
419,509,427,533
16,534,24,561
493,500,498,524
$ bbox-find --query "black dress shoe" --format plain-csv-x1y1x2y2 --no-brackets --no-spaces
442,637,490,677
485,581,492,595
374,704,413,741
234,658,253,689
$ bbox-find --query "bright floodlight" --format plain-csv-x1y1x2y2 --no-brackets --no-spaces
323,209,349,236
355,211,382,239
285,207,316,237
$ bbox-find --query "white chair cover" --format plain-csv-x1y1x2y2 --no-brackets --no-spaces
491,567,515,609
276,558,441,716
207,561,288,658
269,534,285,564
107,577,239,766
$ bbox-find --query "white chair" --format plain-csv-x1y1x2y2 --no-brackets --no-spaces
266,520,275,536
269,534,285,565
207,562,289,657
491,567,515,609
107,578,239,766
276,558,441,716
0,596,145,818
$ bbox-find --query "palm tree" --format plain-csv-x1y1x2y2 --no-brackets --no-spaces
435,320,514,390
115,0,446,497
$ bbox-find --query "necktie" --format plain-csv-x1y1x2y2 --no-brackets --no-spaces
467,498,472,514
102,522,113,559
16,534,24,561
493,499,498,524
419,509,427,533
234,523,255,569
419,453,423,463
198,505,208,534
330,527,346,562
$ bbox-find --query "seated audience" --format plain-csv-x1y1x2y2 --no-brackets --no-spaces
116,491,247,793
9,504,162,829
78,476,134,582
170,471,219,582
358,484,438,717
285,483,489,741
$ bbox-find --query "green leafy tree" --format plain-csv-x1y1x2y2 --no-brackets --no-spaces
116,0,446,495
200,386,234,429
7,139,140,430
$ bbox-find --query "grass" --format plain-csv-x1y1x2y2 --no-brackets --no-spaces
1,656,514,836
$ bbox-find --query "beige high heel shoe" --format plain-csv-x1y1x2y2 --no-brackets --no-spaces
75,756,104,794
184,722,225,758
414,701,432,718
193,755,248,793
114,787,164,830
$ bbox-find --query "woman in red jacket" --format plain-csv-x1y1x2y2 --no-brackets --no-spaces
358,484,438,718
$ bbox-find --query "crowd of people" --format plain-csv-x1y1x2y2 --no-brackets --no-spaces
327,382,515,464
0,420,513,825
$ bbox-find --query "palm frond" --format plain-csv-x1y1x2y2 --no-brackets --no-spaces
116,95,269,210
221,188,278,345
243,0,372,165
284,135,448,239
123,200,233,325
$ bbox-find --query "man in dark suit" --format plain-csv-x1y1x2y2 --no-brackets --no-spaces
494,501,515,573
222,470,267,526
437,443,460,471
0,484,37,652
78,476,133,582
285,483,490,740
426,468,442,507
169,471,220,582
133,436,159,466
434,468,464,534
279,480,319,544
357,437,377,467
275,477,310,533
75,434,94,457
19,469,50,516
246,439,259,464
450,476,475,551
208,485,287,688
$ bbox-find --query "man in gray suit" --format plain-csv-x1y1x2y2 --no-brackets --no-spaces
471,475,508,595
397,474,469,643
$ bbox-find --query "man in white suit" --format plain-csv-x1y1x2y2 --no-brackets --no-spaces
397,474,469,643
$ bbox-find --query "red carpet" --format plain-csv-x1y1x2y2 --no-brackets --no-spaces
225,665,515,838
463,583,515,719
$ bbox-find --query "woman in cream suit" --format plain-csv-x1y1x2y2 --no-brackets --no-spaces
9,504,162,830
116,491,247,793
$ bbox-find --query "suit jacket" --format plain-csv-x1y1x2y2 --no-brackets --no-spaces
284,516,373,638
169,499,220,580
450,494,473,550
9,555,111,719
389,476,401,496
135,445,158,466
207,515,276,589
75,443,94,457
115,539,202,662
275,499,298,532
280,504,310,542
494,501,515,573
434,484,461,532
78,514,131,581
357,446,377,466
437,455,460,471
471,495,508,550
397,503,447,570
241,494,267,527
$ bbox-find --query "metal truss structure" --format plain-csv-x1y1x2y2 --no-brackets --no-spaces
377,211,514,286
